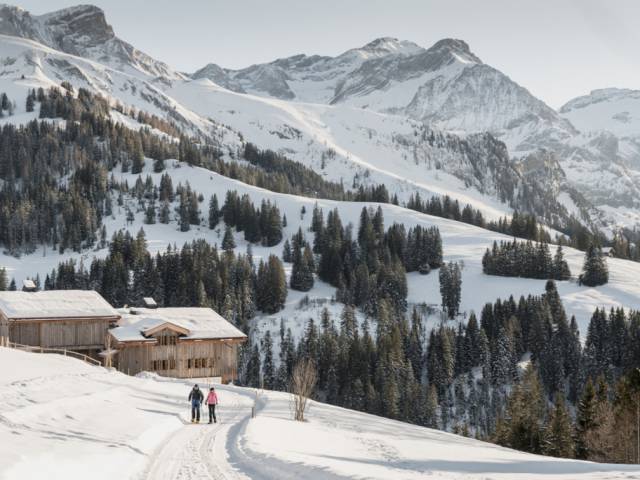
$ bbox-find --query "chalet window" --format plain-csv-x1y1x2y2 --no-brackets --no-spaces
187,359,192,369
194,358,200,368
162,360,168,370
169,358,176,369
157,335,177,346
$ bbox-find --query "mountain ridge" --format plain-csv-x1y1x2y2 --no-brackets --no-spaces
0,3,638,230
187,35,640,227
0,3,182,80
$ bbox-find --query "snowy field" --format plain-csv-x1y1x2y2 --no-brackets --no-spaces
1,347,639,480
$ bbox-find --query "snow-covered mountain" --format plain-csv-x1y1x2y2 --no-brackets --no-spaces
192,37,640,229
0,5,584,230
559,88,640,226
0,3,637,231
0,4,181,80
560,88,640,168
193,37,575,154
561,88,640,138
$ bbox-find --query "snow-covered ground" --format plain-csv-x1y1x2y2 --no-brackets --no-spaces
1,347,639,480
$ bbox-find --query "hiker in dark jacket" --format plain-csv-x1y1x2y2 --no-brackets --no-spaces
188,384,204,423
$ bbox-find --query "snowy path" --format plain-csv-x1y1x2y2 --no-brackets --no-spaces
142,387,346,480
143,399,249,480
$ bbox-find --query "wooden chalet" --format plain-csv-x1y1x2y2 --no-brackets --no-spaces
0,285,120,357
108,300,247,381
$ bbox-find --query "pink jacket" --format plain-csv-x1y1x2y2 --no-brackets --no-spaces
206,391,218,405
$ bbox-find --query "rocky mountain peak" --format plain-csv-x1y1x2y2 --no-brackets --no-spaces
560,87,640,113
357,37,424,57
425,38,482,64
37,5,114,56
0,4,39,38
0,3,181,80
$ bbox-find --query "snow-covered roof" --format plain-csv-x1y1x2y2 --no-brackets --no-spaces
0,290,120,320
110,307,247,343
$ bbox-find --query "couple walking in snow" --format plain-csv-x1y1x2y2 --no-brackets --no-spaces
188,384,218,423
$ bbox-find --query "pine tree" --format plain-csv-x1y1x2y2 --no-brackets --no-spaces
491,324,515,387
439,261,462,319
580,244,609,287
553,245,571,280
261,331,275,390
159,201,170,224
25,92,35,113
282,239,292,262
495,365,545,454
131,139,145,174
222,226,236,252
246,344,262,388
575,378,597,459
178,192,190,232
290,243,314,292
543,393,575,458
0,268,7,291
256,255,287,314
208,194,220,229
144,203,156,224
424,384,439,428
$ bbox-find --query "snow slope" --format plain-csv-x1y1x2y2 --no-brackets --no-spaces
95,160,640,337
169,78,520,220
1,347,639,480
3,159,639,341
560,88,640,172
561,88,640,139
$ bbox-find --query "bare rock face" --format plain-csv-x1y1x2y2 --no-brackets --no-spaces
39,5,115,55
0,5,40,38
191,63,246,93
0,4,180,80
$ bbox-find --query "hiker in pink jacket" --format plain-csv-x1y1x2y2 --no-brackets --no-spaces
206,387,219,424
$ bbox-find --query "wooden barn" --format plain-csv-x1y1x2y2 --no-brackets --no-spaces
0,285,120,357
108,300,247,381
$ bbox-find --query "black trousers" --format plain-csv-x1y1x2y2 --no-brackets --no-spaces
208,404,217,423
191,404,201,421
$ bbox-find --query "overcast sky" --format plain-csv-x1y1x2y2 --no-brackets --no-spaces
13,0,640,108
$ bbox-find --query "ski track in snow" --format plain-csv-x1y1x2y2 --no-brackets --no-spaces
143,400,247,480
142,387,347,480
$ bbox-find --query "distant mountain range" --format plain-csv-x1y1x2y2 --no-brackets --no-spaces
0,4,639,231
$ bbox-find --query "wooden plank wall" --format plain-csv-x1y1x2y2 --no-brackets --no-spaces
114,338,240,381
7,319,110,350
